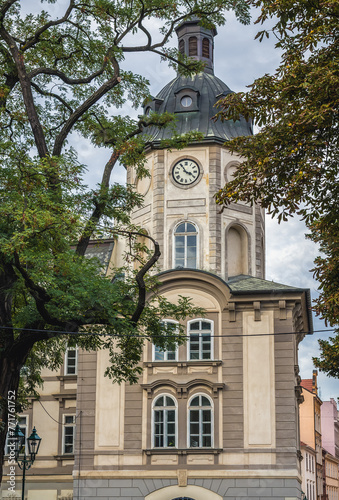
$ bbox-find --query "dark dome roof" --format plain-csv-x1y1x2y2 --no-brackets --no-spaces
143,72,253,146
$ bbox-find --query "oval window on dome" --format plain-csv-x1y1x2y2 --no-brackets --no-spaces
181,96,193,108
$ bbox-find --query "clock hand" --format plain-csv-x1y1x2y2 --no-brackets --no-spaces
181,165,194,176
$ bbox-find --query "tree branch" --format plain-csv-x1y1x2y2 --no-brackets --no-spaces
76,150,120,257
0,0,17,22
21,0,75,52
28,63,108,85
0,27,49,158
52,56,121,156
31,81,73,114
13,252,67,328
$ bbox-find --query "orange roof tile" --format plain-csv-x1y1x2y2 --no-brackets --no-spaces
301,379,313,392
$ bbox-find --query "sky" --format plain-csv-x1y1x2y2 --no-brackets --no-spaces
24,1,338,401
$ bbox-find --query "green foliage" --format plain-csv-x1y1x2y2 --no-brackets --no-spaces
214,0,339,376
0,0,250,409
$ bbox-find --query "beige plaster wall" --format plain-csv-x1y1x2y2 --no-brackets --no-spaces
95,349,125,450
300,390,315,449
243,311,276,448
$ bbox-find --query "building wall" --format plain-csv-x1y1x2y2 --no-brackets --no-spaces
129,146,265,281
300,445,316,500
322,399,339,458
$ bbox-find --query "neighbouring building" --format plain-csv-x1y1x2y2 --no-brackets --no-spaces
300,442,317,500
1,18,313,500
322,399,339,459
322,449,339,500
300,372,323,499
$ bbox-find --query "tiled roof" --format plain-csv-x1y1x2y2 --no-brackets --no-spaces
301,379,313,392
227,275,306,294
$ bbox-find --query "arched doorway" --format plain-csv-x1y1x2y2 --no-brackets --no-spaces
146,485,222,500
172,497,195,500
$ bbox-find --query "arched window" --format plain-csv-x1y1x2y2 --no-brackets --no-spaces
188,395,213,448
179,39,185,55
153,320,178,361
188,319,213,360
202,38,210,58
153,395,177,448
188,36,197,56
174,222,198,268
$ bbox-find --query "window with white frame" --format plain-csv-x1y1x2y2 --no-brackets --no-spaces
5,416,28,455
153,395,177,448
188,395,213,448
63,415,76,454
153,320,178,361
188,319,213,360
64,347,78,375
174,222,198,269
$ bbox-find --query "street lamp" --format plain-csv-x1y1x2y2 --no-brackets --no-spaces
14,424,42,500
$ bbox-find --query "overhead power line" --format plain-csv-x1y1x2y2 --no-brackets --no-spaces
0,324,335,338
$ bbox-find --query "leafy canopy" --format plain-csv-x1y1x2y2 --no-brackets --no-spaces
214,0,339,377
0,0,250,408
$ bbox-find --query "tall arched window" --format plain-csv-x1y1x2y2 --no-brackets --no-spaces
174,222,198,268
188,319,213,360
188,36,197,56
179,39,185,55
202,38,210,58
153,395,177,448
188,395,213,448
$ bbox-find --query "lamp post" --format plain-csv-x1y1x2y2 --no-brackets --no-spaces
14,424,42,500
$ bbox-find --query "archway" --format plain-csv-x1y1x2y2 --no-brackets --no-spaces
146,484,222,500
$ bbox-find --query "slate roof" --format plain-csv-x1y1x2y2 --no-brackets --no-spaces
227,274,306,294
144,72,252,145
84,239,114,274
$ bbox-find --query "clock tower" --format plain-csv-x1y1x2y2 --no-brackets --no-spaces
129,18,265,281
73,17,310,500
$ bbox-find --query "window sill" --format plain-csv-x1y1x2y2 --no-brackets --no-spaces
54,454,74,461
57,375,77,381
144,360,222,367
144,448,222,456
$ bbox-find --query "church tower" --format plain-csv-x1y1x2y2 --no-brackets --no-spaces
129,19,265,281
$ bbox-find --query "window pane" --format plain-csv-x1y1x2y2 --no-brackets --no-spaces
154,348,165,361
202,410,211,421
190,409,200,420
167,351,176,360
168,423,175,435
166,398,175,408
203,435,212,447
186,223,196,233
190,321,200,331
154,397,164,407
175,235,185,247
190,436,199,447
201,397,211,407
175,223,186,233
201,321,211,330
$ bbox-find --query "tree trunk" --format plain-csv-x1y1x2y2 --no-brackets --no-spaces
0,354,22,485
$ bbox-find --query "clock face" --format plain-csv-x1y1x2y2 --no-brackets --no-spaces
172,159,201,186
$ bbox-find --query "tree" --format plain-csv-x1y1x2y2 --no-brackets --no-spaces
0,0,250,481
214,0,339,376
